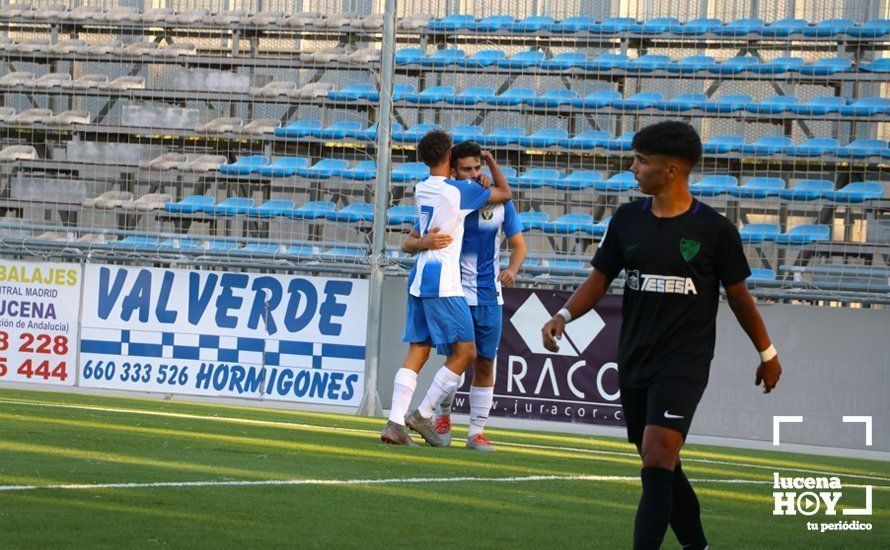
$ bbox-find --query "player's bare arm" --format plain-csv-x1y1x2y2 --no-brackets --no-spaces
498,233,527,288
724,281,782,393
401,228,452,253
481,150,512,204
542,268,613,352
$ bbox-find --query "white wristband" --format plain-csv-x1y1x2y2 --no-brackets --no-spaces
759,344,777,363
557,308,572,323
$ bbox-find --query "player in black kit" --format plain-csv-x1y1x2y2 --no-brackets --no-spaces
541,121,782,549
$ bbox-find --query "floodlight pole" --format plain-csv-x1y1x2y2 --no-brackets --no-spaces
358,0,397,417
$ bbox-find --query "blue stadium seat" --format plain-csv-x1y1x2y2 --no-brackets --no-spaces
759,18,807,36
790,96,847,115
455,50,506,67
775,225,831,245
518,211,550,231
498,50,546,69
312,121,365,140
702,135,745,154
206,240,239,251
612,92,663,110
478,126,526,146
740,224,781,243
111,236,161,249
165,195,215,214
582,53,630,71
625,54,672,73
795,57,852,76
328,84,376,101
392,123,441,144
241,243,282,254
204,197,255,216
603,132,636,151
404,86,455,104
255,157,311,177
387,205,418,226
392,84,416,101
709,56,761,75
560,130,612,150
700,94,753,113
518,128,569,148
452,125,485,142
248,200,297,217
787,138,840,157
159,238,202,251
826,181,885,203
275,120,322,138
553,171,603,190
802,19,853,37
445,87,496,105
847,18,890,38
592,217,611,236
746,57,804,74
288,245,318,258
654,93,709,111
394,48,426,65
356,123,403,142
778,180,834,201
746,95,801,114
321,247,365,259
668,55,717,73
839,97,890,116
588,17,637,34
482,166,517,180
729,177,785,199
468,15,515,32
508,16,555,32
219,156,269,175
295,159,351,179
835,139,889,158
549,16,595,33
524,89,578,107
859,58,890,73
541,52,587,71
487,88,536,106
287,201,336,220
690,175,738,196
748,269,777,282
542,213,596,234
714,18,764,36
598,172,636,191
392,162,430,183
326,203,374,223
636,17,680,35
668,17,721,35
572,90,621,109
511,168,561,189
738,137,793,156
548,259,588,271
339,160,377,181
421,48,465,67
429,14,475,31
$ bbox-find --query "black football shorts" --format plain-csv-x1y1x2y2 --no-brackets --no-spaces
620,376,707,444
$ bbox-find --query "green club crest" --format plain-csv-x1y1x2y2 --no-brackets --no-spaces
481,208,494,221
680,238,700,262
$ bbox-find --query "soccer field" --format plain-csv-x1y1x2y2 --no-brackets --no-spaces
0,389,885,549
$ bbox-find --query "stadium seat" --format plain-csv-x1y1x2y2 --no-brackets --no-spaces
403,86,455,104
709,56,761,75
523,89,578,108
206,240,240,252
668,55,717,73
165,195,215,214
787,138,840,157
326,203,374,222
289,245,320,258
455,50,506,67
665,17,720,35
295,159,351,179
429,14,475,31
541,52,587,71
839,97,890,116
714,18,764,36
700,94,753,113
392,163,430,182
248,200,297,217
603,132,636,151
826,181,885,203
582,53,630,71
219,156,270,175
778,180,834,201
275,120,322,138
746,57,804,74
759,18,807,36
740,224,781,243
487,88,536,106
468,15,515,32
287,201,336,220
339,160,377,181
588,17,637,34
636,17,680,34
790,96,847,115
654,93,709,111
241,243,283,255
592,217,611,236
612,93,663,110
598,172,636,191
255,158,311,177
478,126,526,146
549,16,595,33
394,48,426,64
110,237,162,250
498,50,546,69
452,125,485,142
356,123,403,142
316,121,366,140
775,225,831,244
541,213,596,234
392,123,442,143
702,134,745,155
518,129,569,148
548,260,588,272
745,95,801,114
510,168,561,189
748,269,777,283
518,211,550,231
795,57,852,76
552,171,604,190
560,130,612,150
690,175,738,196
421,48,465,67
328,84,376,101
835,139,889,158
572,90,621,109
802,19,853,37
482,167,518,180
859,58,890,73
728,177,785,199
387,205,419,226
204,197,255,216
738,137,793,156
446,87,496,105
159,238,203,251
847,18,890,38
507,16,555,32
321,247,365,259
625,54,672,73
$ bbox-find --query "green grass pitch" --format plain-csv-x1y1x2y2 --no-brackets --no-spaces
0,388,885,548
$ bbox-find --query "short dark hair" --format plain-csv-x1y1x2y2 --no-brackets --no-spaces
631,121,702,167
417,129,452,167
450,140,482,167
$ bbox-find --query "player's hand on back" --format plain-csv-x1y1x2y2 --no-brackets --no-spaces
420,227,452,250
755,356,782,393
497,267,517,287
541,315,565,352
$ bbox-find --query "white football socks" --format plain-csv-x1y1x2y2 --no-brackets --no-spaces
387,368,417,425
418,366,461,418
468,385,494,437
438,386,458,417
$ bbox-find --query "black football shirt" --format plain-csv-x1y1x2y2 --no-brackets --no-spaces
592,197,751,387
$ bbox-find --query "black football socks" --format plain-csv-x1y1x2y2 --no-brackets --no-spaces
634,466,675,549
